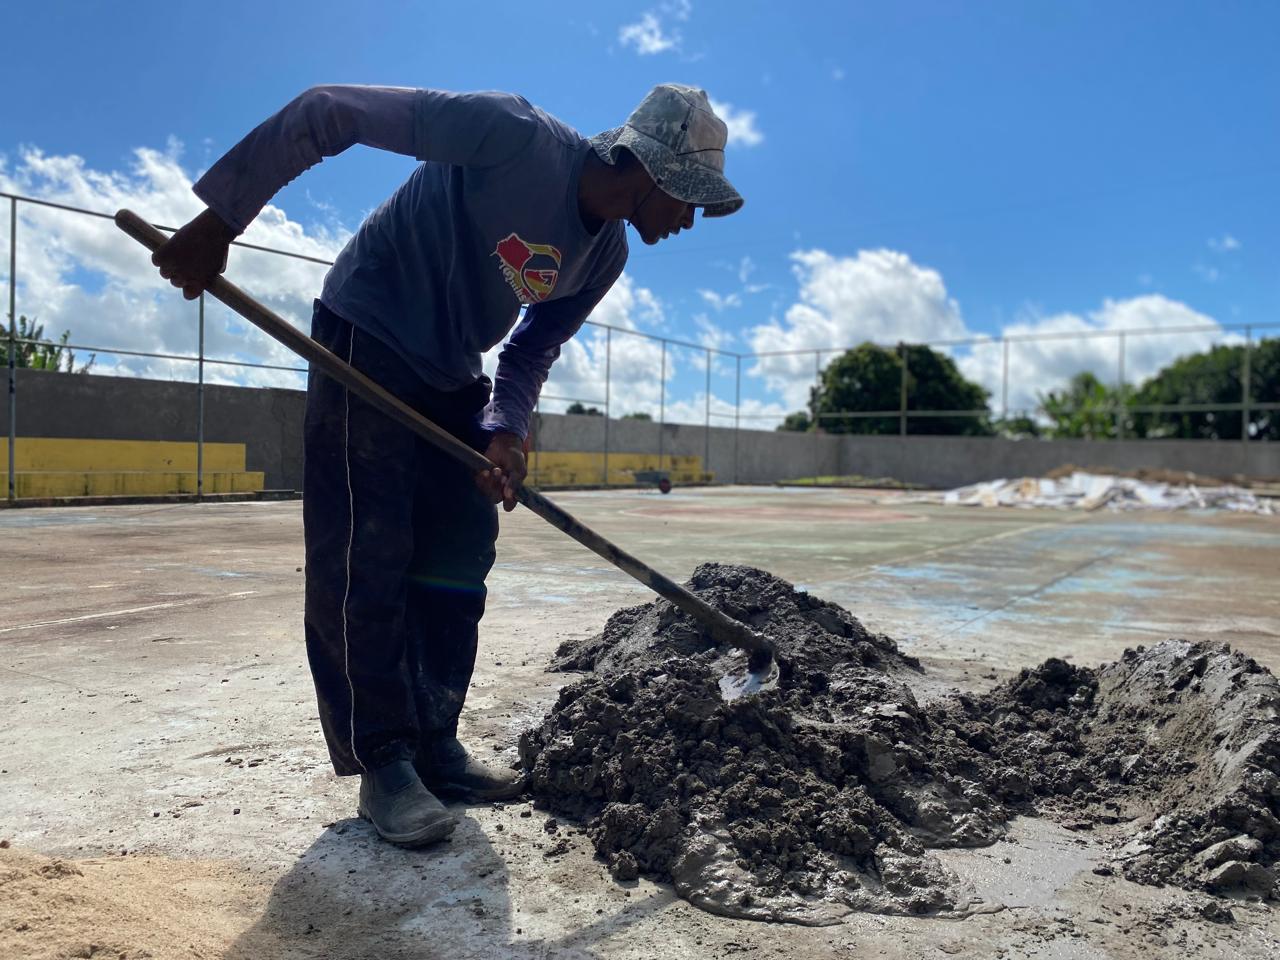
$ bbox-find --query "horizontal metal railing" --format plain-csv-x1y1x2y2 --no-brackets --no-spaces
3,188,1275,501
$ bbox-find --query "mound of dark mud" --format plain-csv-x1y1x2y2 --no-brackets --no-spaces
549,562,919,679
1062,641,1278,891
519,565,1280,924
934,641,1280,893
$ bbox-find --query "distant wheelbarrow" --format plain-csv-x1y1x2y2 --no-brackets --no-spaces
631,469,673,494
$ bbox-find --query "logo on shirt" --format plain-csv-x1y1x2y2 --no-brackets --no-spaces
493,233,561,304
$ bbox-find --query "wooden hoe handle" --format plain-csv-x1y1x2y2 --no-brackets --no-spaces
115,209,774,659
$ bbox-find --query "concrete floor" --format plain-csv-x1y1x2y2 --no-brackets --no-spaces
2,486,1279,958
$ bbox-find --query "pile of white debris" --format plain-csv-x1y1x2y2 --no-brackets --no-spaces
939,471,1276,514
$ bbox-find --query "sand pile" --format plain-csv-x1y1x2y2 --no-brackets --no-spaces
519,564,1280,924
0,846,257,959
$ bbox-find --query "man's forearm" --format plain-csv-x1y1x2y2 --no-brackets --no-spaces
483,282,620,440
483,319,564,440
483,359,544,441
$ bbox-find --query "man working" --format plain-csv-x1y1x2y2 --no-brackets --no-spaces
151,82,744,848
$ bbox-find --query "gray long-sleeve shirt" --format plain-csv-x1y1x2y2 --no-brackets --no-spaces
193,85,628,439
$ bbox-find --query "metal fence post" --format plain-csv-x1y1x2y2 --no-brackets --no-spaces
733,354,741,485
197,293,205,499
1116,331,1126,441
603,327,611,485
704,347,711,483
898,342,908,437
1242,325,1253,445
658,339,666,474
813,350,821,479
7,197,17,502
1001,337,1009,422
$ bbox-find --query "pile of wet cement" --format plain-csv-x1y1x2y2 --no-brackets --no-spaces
519,563,1280,924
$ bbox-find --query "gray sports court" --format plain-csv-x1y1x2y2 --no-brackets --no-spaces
3,487,1277,958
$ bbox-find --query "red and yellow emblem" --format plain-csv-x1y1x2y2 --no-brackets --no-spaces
493,233,562,304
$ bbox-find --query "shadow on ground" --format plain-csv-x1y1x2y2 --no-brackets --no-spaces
223,812,679,960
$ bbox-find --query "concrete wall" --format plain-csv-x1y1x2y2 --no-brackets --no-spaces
3,370,1276,492
2,369,306,490
534,413,1279,485
835,434,1280,488
531,413,842,484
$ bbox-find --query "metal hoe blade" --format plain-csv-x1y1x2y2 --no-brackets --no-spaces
718,653,781,701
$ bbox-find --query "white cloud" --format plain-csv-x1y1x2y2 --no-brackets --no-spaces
663,0,693,20
708,98,764,148
711,255,768,295
5,145,1235,438
693,313,734,353
733,397,790,429
0,144,344,390
664,392,788,430
618,1,694,55
1208,234,1241,252
588,270,665,331
748,248,966,409
958,295,1231,416
483,274,674,419
619,12,681,55
697,289,741,311
1193,262,1221,283
747,246,1231,418
496,277,757,426
0,143,749,429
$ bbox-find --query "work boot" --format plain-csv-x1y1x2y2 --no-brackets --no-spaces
416,737,525,802
357,759,458,847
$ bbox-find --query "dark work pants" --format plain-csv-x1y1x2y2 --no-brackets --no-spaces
303,300,499,777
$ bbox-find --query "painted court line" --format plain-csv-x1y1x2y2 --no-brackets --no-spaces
0,591,259,634
930,549,1119,641
847,513,1089,580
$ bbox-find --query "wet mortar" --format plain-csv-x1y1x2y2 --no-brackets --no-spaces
518,563,1280,924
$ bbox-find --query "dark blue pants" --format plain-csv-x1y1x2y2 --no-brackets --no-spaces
303,301,498,776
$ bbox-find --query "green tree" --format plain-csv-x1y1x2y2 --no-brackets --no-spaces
1133,339,1279,441
565,402,603,416
4,315,95,373
1038,372,1130,439
776,411,812,432
621,411,653,421
993,415,1042,439
804,342,992,435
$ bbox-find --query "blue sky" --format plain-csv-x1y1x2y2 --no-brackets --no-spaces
4,0,1277,422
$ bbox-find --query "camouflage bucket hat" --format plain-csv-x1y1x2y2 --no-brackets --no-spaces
589,83,744,218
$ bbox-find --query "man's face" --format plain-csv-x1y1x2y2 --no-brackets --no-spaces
631,188,698,245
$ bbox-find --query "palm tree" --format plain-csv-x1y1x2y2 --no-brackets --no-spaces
4,315,95,373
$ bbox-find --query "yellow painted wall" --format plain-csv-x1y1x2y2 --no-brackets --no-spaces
0,438,263,498
528,451,711,487
0,438,701,496
0,437,246,472
0,471,266,498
